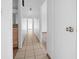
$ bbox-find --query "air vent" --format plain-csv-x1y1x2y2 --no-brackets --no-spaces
22,0,24,7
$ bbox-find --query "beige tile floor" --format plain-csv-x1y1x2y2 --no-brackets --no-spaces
14,32,49,59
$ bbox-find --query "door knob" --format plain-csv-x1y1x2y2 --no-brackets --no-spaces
66,26,74,32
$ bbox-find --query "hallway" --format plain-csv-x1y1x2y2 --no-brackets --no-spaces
14,32,49,59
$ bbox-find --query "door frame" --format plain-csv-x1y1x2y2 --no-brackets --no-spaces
27,17,34,32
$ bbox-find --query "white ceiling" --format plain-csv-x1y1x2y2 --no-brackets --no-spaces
13,0,18,9
25,0,45,8
13,0,45,9
13,0,46,17
23,0,46,18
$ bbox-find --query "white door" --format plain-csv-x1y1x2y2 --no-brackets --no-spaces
55,0,77,59
28,18,33,32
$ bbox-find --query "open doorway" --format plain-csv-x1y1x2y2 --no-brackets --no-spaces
2,0,77,59
27,18,33,32
13,0,48,59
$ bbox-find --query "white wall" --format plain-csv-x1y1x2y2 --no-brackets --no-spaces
1,0,13,59
47,0,55,59
34,18,40,38
13,13,16,24
40,0,47,44
41,0,47,32
13,0,18,9
13,13,18,24
13,0,18,24
77,1,79,59
18,0,28,48
16,13,19,24
18,0,23,48
39,13,42,42
21,18,27,44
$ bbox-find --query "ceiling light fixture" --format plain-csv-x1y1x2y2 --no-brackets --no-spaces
22,0,24,7
30,8,32,11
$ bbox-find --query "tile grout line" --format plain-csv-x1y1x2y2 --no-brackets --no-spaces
32,34,37,59
24,34,28,59
24,35,29,59
14,32,49,59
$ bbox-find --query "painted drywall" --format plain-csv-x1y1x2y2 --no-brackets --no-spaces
47,0,55,59
13,0,18,9
13,9,18,24
16,0,28,48
16,13,19,24
13,0,18,24
54,0,77,59
77,1,79,59
1,0,13,59
18,0,23,48
13,13,16,24
40,0,47,44
34,18,40,38
41,0,47,32
38,0,47,42
39,13,42,42
21,18,28,44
